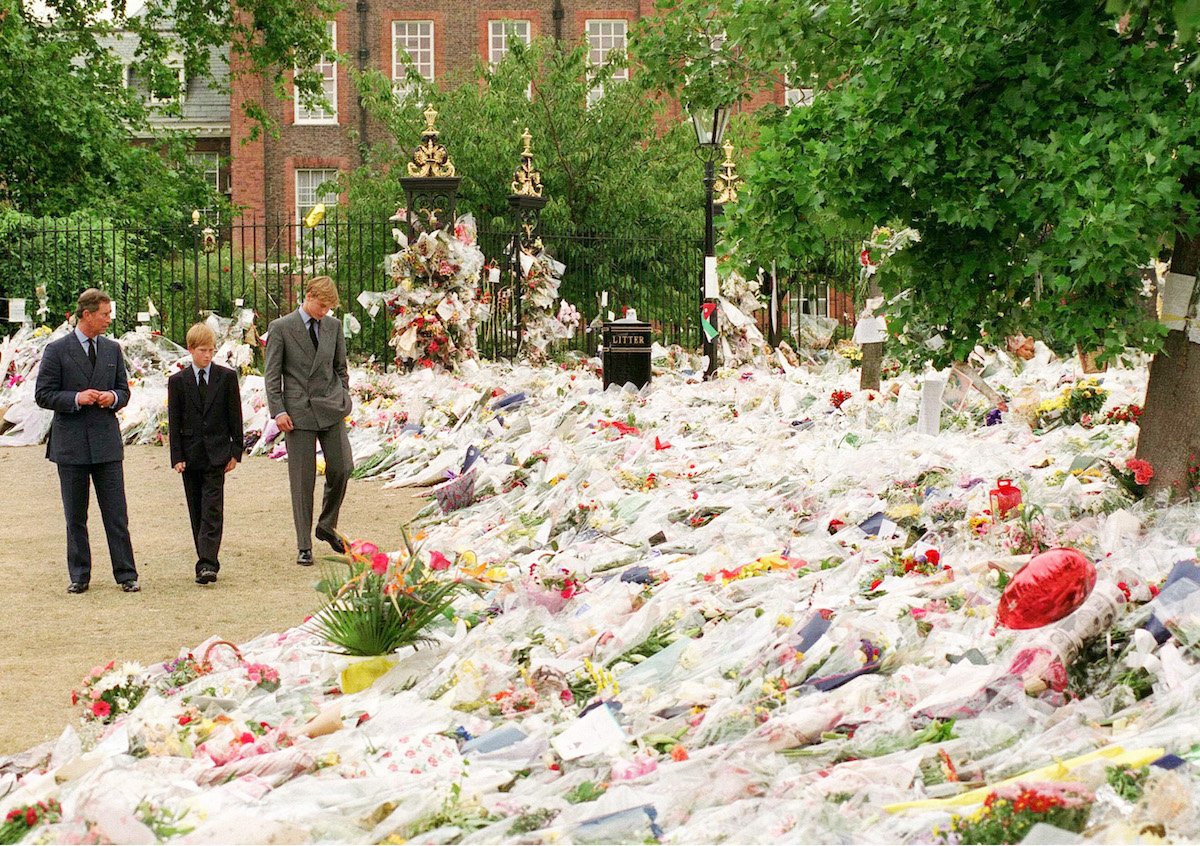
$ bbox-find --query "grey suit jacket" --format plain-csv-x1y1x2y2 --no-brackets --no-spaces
34,333,130,464
264,309,352,431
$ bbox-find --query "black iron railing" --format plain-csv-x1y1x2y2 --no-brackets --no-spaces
0,215,857,362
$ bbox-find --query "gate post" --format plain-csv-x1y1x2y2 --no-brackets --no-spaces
398,105,461,238
507,128,547,357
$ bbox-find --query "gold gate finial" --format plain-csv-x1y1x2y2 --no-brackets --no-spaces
713,139,742,205
511,127,544,197
408,104,456,177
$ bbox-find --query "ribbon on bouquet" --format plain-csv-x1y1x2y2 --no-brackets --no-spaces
701,302,718,343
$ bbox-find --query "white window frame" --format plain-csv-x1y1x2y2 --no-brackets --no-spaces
295,22,338,125
188,152,221,192
488,19,531,66
126,63,186,106
783,73,815,108
585,19,628,106
392,20,435,100
294,168,340,224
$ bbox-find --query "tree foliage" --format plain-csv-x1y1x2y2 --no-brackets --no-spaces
634,0,1200,367
0,0,334,224
348,37,705,239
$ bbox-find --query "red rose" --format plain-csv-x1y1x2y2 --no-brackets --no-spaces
924,549,940,565
25,808,37,826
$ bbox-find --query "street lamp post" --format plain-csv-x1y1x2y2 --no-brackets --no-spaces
691,105,730,379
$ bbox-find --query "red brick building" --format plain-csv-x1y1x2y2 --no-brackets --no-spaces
228,0,802,229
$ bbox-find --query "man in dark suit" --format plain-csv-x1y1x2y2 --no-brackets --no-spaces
167,322,243,585
264,276,353,566
34,288,140,594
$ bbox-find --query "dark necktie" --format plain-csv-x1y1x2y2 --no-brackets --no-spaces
308,319,319,350
198,369,208,403
87,338,97,368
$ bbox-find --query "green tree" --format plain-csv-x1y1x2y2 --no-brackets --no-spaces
634,0,1200,490
346,37,709,324
352,37,703,236
0,0,336,222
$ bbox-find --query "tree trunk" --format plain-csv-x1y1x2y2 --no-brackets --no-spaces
860,342,883,391
859,277,882,391
1136,229,1200,495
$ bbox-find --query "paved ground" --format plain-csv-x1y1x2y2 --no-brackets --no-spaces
0,445,424,756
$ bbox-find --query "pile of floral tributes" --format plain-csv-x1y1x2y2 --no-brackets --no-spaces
515,247,579,365
3,329,1200,844
365,214,490,370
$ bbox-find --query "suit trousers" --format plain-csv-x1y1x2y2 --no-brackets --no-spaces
56,461,138,586
285,422,353,550
182,462,226,575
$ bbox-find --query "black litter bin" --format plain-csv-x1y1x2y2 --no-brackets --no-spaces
602,321,652,389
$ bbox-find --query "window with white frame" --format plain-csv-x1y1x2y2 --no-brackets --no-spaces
126,63,186,106
295,168,340,223
585,19,628,106
392,20,434,99
489,19,531,65
188,152,221,192
783,73,815,108
295,22,338,124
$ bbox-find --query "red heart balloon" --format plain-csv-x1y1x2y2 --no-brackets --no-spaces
997,547,1097,629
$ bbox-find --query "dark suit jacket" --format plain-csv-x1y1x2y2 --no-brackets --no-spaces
34,332,130,465
167,364,244,467
263,309,352,430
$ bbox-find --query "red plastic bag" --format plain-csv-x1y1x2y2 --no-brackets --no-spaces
997,547,1096,629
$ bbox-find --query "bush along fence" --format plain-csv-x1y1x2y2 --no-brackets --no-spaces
0,214,859,364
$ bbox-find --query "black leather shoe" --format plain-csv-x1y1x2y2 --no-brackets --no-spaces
120,580,141,593
297,549,314,566
196,569,217,585
67,582,89,594
315,527,347,554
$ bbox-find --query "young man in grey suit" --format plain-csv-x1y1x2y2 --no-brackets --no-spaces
264,276,354,566
34,288,140,594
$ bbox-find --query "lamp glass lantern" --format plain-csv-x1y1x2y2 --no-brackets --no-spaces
690,105,731,152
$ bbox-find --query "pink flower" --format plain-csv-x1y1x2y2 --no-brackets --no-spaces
370,553,390,575
91,700,110,718
351,540,379,556
429,550,451,571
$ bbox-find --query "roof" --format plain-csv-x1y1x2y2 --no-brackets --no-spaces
101,32,230,131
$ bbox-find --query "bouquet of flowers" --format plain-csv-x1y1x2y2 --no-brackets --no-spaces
1,800,61,845
1035,378,1108,428
1108,457,1154,500
244,663,281,692
380,213,490,370
72,660,149,723
935,782,1093,844
308,533,482,656
714,270,771,367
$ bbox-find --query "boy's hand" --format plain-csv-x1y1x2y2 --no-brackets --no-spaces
224,457,237,474
173,462,186,473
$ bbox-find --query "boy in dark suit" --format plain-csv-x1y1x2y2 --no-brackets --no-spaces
167,323,243,584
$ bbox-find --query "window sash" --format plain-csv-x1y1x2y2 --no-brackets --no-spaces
295,22,338,124
585,19,627,105
295,168,340,223
392,20,434,98
188,152,221,191
488,19,530,66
